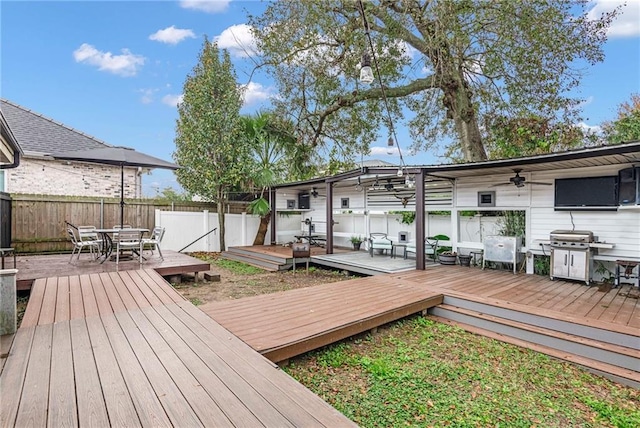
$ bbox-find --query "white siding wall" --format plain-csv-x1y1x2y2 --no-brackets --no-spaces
5,158,140,198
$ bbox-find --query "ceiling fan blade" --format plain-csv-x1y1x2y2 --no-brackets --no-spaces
527,181,552,186
490,182,515,187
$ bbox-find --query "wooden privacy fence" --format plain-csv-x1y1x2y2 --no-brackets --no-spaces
10,194,248,253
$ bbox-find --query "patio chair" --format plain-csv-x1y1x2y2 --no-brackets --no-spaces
115,229,143,265
405,236,439,263
78,225,102,259
67,227,100,262
368,233,393,257
142,226,165,260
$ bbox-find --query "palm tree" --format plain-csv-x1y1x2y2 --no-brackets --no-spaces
242,112,313,245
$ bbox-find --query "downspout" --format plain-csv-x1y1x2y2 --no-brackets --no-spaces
0,152,20,170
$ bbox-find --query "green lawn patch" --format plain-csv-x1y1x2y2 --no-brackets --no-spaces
285,317,640,427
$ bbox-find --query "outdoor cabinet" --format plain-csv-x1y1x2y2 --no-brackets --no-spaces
482,235,522,274
550,248,590,285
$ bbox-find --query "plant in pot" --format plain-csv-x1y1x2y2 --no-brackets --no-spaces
350,235,364,251
438,251,457,265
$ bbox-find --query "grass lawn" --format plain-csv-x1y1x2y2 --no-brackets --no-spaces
285,317,639,427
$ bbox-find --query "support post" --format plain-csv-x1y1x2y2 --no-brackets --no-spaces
0,269,18,335
415,170,426,270
270,188,277,245
326,182,334,254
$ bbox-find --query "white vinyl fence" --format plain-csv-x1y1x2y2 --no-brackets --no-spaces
156,209,502,252
155,209,268,252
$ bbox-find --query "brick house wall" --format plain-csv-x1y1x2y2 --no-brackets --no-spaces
4,157,141,198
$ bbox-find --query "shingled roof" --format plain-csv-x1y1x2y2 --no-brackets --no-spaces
0,99,110,156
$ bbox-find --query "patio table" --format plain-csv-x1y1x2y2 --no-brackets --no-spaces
94,228,149,263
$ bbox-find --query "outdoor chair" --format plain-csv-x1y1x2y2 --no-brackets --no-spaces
405,237,439,263
142,226,165,260
67,227,100,262
115,229,143,265
78,225,102,259
368,233,393,257
112,224,132,244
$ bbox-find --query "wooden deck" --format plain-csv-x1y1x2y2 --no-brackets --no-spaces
200,276,444,362
200,265,639,386
14,250,211,290
393,266,640,330
0,269,355,427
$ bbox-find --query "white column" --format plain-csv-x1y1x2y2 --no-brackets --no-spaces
203,210,210,252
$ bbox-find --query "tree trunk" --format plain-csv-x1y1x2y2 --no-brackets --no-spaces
441,68,488,162
217,191,226,251
253,214,270,246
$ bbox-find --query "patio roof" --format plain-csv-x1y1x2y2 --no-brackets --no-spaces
275,141,640,191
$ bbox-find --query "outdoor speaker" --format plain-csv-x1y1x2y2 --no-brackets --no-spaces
298,192,310,209
618,167,639,205
398,231,409,243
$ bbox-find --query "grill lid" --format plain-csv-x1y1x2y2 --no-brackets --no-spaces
549,230,594,243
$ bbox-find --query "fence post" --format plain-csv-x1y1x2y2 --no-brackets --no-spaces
0,269,18,335
203,210,209,252
241,212,247,245
100,199,104,228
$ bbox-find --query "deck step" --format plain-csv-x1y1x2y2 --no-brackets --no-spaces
429,303,640,388
220,251,289,272
225,246,290,265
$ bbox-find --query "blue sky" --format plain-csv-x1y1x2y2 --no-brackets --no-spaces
2,0,639,196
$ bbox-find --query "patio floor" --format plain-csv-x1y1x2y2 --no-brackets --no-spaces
0,269,355,427
13,250,211,290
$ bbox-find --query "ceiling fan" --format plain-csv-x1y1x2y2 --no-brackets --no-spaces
311,187,326,198
491,169,551,188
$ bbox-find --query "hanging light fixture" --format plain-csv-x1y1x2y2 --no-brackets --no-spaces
396,167,403,177
386,136,394,155
360,53,374,84
355,176,363,192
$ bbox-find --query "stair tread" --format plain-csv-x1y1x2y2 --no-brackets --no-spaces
220,252,283,271
429,315,640,385
437,303,640,358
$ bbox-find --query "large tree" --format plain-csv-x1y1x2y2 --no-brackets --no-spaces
173,38,248,251
249,0,620,162
602,93,640,144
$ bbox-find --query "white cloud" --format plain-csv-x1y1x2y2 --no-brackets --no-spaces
162,94,184,107
73,43,145,77
180,0,230,14
588,0,640,37
577,121,603,134
149,25,196,45
241,82,272,106
215,24,258,58
138,88,158,104
369,146,400,156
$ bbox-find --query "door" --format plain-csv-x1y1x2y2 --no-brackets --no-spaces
551,248,569,279
568,250,587,280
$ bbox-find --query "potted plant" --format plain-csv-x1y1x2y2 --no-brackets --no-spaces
438,251,457,265
350,235,363,251
458,253,472,267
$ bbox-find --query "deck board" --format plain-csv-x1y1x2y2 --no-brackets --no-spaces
15,250,211,291
1,269,356,427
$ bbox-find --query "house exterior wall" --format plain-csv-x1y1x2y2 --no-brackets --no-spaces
455,164,640,261
4,158,141,198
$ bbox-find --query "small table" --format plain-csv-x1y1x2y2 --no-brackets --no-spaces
0,248,16,269
614,260,640,288
392,244,407,259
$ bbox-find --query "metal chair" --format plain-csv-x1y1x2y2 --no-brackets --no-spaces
67,227,100,262
115,229,143,265
368,233,393,257
405,237,439,263
77,225,102,259
142,226,165,260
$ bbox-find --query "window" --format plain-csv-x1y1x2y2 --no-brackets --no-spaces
0,171,4,192
477,191,495,207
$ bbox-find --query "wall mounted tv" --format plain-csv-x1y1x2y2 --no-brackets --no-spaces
554,176,618,211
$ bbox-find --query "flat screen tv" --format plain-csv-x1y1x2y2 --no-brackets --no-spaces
554,176,618,211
